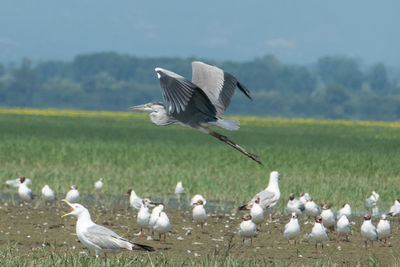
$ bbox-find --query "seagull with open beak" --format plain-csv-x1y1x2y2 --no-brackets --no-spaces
61,199,154,257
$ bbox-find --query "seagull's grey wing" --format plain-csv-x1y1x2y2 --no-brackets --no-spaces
155,67,216,117
83,225,131,251
192,61,251,116
253,190,276,209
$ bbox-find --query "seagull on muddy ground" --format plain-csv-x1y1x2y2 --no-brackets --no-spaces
377,214,391,246
61,200,154,258
239,171,280,214
361,214,378,249
337,203,352,219
336,215,351,242
18,176,34,201
238,214,258,245
153,211,171,242
192,199,207,232
283,212,301,245
41,184,56,201
286,193,305,216
65,185,80,203
321,204,335,231
311,215,328,250
388,199,400,223
137,199,156,237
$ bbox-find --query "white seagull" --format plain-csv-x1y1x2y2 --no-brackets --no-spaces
192,199,207,232
337,203,351,219
238,214,258,245
250,197,265,228
364,191,379,213
65,185,80,203
137,199,156,237
283,212,301,245
299,192,311,205
153,211,171,242
175,181,184,196
305,198,321,219
321,204,335,231
286,193,305,215
61,200,154,257
6,176,32,187
311,215,328,250
149,204,164,237
377,214,391,246
94,178,104,190
190,194,207,206
388,199,400,223
18,176,34,201
126,189,143,210
360,214,378,249
336,215,351,242
239,171,280,213
41,184,56,201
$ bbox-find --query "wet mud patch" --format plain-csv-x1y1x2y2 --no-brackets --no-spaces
0,201,399,265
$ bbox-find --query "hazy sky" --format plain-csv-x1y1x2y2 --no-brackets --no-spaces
0,0,399,65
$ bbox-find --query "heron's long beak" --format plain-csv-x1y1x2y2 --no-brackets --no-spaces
61,199,74,218
128,104,151,111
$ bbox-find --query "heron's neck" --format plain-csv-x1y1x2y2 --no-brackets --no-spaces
150,107,175,126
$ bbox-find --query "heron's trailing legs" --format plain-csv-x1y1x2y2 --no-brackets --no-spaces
207,129,263,165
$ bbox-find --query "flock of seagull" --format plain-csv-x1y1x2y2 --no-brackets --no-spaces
5,172,400,257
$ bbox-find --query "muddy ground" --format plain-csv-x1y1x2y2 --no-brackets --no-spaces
0,199,399,265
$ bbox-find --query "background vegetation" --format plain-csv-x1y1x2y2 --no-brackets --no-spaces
1,109,399,211
0,53,399,121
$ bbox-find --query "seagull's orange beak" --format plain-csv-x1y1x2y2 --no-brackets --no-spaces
61,199,74,218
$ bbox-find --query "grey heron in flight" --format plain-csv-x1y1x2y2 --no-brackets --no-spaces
129,61,262,165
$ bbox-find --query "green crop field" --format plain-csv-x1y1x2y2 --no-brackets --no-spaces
1,108,400,266
0,110,400,209
1,108,400,210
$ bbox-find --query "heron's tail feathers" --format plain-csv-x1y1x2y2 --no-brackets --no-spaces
210,119,240,131
131,242,155,251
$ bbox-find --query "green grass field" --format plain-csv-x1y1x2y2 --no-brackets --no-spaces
1,108,399,211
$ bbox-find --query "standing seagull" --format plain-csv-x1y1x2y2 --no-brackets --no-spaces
61,200,154,257
336,215,351,242
320,204,335,231
286,193,305,215
250,197,265,228
137,199,155,237
377,214,391,246
129,61,262,165
239,171,280,213
65,185,80,203
175,181,184,205
311,215,328,250
41,185,56,201
283,213,301,245
360,214,378,249
238,214,258,245
18,177,34,201
305,198,321,220
192,199,207,232
126,189,143,210
365,191,379,215
94,178,104,190
388,199,400,223
337,203,351,219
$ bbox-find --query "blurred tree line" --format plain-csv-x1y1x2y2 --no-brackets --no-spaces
0,52,399,121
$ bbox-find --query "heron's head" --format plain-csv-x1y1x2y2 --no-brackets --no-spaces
129,102,165,113
61,200,88,218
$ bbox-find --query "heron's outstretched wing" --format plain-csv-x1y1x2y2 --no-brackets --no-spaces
155,67,216,117
191,61,251,116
